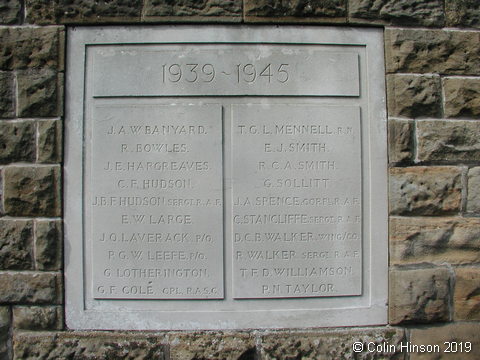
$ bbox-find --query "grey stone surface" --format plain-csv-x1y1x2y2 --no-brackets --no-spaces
389,166,462,216
454,267,480,321
35,220,62,271
0,272,60,304
350,0,444,26
0,72,14,118
390,216,480,265
0,219,34,270
387,75,442,118
37,120,62,163
13,306,63,330
144,0,242,20
244,0,346,20
417,120,480,162
444,77,480,119
0,307,9,360
389,266,451,324
0,0,21,24
388,119,414,163
385,29,480,75
3,166,61,217
446,0,480,28
467,167,480,213
0,121,36,164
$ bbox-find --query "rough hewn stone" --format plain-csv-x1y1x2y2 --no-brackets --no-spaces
13,306,63,330
0,171,3,215
385,29,480,75
444,77,480,119
244,0,346,21
0,71,14,118
410,322,480,360
37,120,62,163
3,166,61,217
349,0,444,26
390,217,480,265
416,120,480,162
169,332,255,360
0,272,60,304
260,328,405,359
446,0,480,28
17,69,61,118
0,0,21,24
389,266,451,324
144,0,242,21
387,75,442,118
454,267,480,320
0,307,9,360
0,219,34,270
467,167,480,213
0,27,62,71
0,121,36,164
35,220,62,271
389,167,462,216
14,332,167,360
388,119,414,163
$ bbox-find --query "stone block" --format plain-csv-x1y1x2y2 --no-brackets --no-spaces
17,69,61,118
417,120,480,162
0,271,60,304
0,121,36,164
169,332,256,360
259,328,405,359
0,27,62,71
390,217,480,265
389,266,451,325
37,120,62,163
244,0,346,22
446,0,480,28
388,119,414,163
3,166,61,217
385,29,480,75
349,0,444,26
467,167,480,213
13,306,63,330
0,219,34,270
14,332,167,360
0,307,10,360
0,71,14,118
444,77,480,119
387,75,442,118
0,0,21,24
389,167,462,216
144,0,242,21
454,267,480,320
410,323,480,360
35,220,62,271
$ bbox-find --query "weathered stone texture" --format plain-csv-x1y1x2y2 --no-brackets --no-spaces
390,217,480,265
260,328,405,359
0,72,14,118
13,306,63,330
417,120,480,162
389,167,462,216
388,119,414,163
387,75,442,118
35,220,62,271
0,307,9,360
0,272,60,304
349,0,444,26
444,77,480,119
3,166,61,217
14,332,167,360
0,121,36,164
389,267,451,324
169,332,255,360
467,167,480,213
0,0,21,24
446,0,480,28
385,29,480,75
454,267,480,320
37,120,62,163
17,69,62,118
410,322,480,360
0,219,33,270
244,0,346,20
0,27,62,71
144,0,242,20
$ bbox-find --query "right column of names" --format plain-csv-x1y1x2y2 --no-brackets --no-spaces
232,104,363,299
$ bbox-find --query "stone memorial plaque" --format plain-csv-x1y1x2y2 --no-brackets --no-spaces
65,26,388,330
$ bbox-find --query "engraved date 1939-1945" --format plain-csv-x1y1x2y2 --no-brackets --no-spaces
161,63,289,84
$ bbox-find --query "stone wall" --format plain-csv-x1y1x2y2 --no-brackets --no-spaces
0,0,479,359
